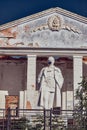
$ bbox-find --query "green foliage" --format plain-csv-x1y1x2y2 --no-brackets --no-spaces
11,113,66,130
51,115,66,130
74,77,87,129
11,114,44,130
30,114,44,130
11,116,30,130
75,78,87,109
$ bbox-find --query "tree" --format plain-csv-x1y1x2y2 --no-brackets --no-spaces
74,77,87,130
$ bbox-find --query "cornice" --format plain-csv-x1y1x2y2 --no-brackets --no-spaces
0,47,87,56
0,7,87,31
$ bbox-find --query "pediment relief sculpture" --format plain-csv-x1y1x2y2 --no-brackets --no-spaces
31,15,81,34
47,15,61,31
47,15,81,34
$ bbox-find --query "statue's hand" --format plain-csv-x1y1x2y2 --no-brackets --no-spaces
39,87,42,93
38,78,40,83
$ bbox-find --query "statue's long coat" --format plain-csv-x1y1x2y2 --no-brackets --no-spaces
38,65,64,108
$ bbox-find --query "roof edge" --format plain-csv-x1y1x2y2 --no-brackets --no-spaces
0,7,87,30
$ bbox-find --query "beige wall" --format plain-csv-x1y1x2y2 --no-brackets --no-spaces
0,58,27,95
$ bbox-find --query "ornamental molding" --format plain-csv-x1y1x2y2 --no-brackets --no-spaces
47,15,61,31
0,7,87,31
47,15,81,34
31,15,81,34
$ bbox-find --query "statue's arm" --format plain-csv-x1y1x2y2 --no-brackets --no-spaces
38,68,44,83
55,68,64,89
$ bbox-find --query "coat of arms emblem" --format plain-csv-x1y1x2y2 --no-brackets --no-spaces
48,15,61,31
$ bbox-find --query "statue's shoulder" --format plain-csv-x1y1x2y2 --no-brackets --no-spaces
41,67,47,72
54,66,61,72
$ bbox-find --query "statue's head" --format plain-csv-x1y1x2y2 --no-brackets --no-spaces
48,56,55,65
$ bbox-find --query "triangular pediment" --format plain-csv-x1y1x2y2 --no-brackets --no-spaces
0,7,87,48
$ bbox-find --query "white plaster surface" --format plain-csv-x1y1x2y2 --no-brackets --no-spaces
67,91,73,110
0,12,87,48
0,90,8,109
27,55,36,90
73,56,83,105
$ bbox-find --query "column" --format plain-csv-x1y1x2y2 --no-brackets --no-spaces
73,55,83,105
26,55,38,109
27,55,36,90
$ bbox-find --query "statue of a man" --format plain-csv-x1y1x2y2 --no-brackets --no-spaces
38,56,64,109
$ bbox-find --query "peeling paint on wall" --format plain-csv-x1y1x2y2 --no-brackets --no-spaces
0,13,87,48
26,101,32,109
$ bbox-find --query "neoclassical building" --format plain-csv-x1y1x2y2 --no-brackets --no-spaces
0,7,87,110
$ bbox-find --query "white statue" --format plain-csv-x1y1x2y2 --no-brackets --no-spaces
38,56,64,109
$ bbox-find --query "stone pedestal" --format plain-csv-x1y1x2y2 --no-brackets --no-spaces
19,91,27,109
26,90,39,109
0,90,8,109
0,91,8,116
62,92,67,110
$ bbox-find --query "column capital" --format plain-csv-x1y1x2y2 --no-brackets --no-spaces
27,55,37,58
73,55,83,59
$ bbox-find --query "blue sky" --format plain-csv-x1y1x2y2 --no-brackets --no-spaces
0,0,87,25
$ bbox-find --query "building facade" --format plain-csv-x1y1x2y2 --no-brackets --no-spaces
0,7,87,110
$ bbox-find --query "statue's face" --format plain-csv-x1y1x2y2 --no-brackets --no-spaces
48,56,55,65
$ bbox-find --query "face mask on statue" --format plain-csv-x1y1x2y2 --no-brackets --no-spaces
48,61,52,65
48,56,55,65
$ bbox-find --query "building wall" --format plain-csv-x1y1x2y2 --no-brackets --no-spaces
0,58,27,95
0,8,87,110
0,11,87,49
